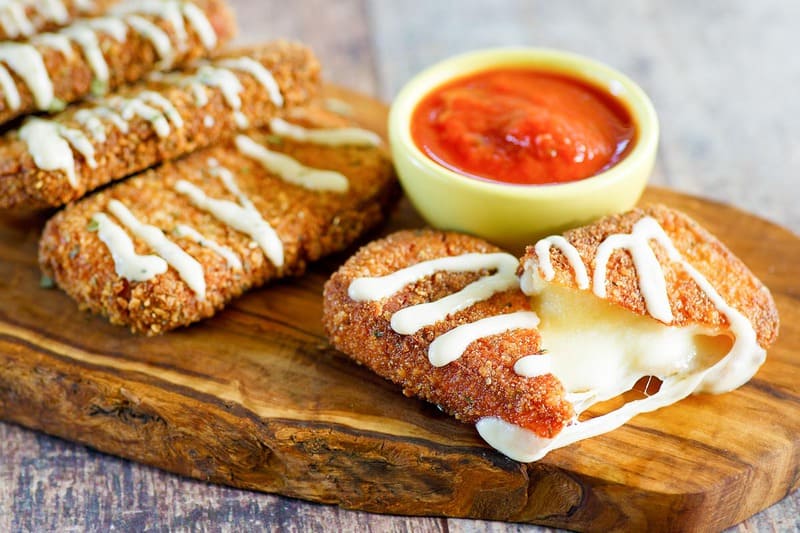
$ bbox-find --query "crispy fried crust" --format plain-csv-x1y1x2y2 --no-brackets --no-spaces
0,41,320,209
0,0,236,126
39,111,399,335
0,0,118,41
520,204,780,348
322,230,574,439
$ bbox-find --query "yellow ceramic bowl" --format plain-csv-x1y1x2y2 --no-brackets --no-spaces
389,47,659,251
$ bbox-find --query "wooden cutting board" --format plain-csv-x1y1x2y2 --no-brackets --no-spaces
0,86,798,532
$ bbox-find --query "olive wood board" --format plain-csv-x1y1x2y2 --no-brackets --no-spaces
0,86,798,532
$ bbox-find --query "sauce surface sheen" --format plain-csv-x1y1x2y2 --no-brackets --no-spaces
411,68,636,185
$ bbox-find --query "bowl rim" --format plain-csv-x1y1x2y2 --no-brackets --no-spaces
388,46,659,199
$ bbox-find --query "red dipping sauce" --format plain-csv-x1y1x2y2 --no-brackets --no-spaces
411,68,635,185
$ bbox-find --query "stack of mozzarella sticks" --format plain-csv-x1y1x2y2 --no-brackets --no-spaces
0,0,397,334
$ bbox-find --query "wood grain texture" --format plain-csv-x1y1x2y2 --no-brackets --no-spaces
3,0,800,531
0,87,798,532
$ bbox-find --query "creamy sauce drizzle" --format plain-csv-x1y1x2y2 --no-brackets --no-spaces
174,161,284,268
125,14,174,68
593,217,680,324
19,117,95,187
235,134,349,193
0,42,53,109
0,0,85,39
216,57,283,108
534,236,589,290
269,117,381,147
174,223,242,270
348,252,528,367
484,215,767,462
107,199,206,299
32,33,74,57
92,212,168,281
429,311,540,367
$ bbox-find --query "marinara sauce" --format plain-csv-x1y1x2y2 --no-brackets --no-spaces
411,68,635,185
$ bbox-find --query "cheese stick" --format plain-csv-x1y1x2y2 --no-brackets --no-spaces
323,206,779,462
0,0,235,127
39,108,398,335
0,41,320,209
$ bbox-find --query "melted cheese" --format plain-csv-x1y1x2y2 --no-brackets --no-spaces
482,216,766,462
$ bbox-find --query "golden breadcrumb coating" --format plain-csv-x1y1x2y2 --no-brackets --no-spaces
520,204,779,348
0,41,320,209
323,230,575,439
39,108,399,335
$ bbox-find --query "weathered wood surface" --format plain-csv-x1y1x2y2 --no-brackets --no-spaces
1,85,799,532
2,0,800,531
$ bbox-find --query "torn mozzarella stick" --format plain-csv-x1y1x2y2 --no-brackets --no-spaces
323,206,779,463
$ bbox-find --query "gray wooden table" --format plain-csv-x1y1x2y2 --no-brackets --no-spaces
1,1,798,531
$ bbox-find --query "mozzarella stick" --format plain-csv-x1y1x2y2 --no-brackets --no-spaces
0,0,235,126
0,41,320,209
39,108,398,335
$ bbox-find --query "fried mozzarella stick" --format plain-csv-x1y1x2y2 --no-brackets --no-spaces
323,230,575,441
40,110,398,334
0,41,320,209
323,207,779,462
0,0,118,41
0,0,235,126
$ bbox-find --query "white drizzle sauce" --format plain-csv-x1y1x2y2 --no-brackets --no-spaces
19,117,96,187
32,33,75,57
216,57,283,107
0,64,19,109
174,223,242,270
429,311,540,367
42,0,69,23
484,215,768,462
174,161,284,268
534,236,589,290
83,17,127,42
235,134,349,193
593,217,680,324
111,0,217,51
0,42,53,109
0,1,34,39
348,252,526,367
269,117,381,147
92,212,168,281
179,2,216,49
125,14,174,68
61,23,110,87
107,199,206,299
322,97,352,116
